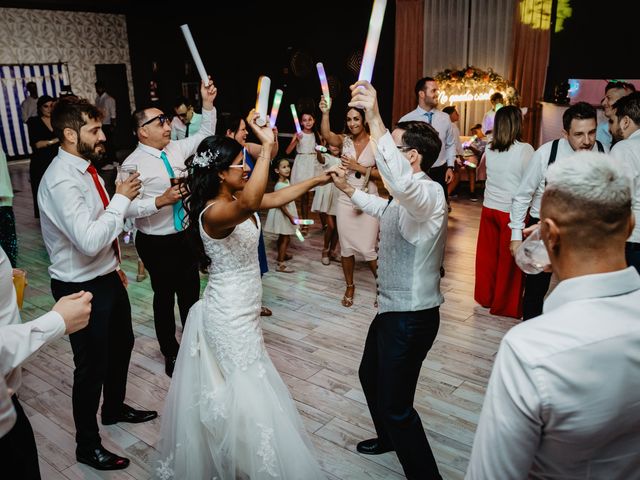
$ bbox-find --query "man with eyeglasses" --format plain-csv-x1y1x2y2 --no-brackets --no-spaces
330,81,447,479
170,96,202,140
122,79,217,377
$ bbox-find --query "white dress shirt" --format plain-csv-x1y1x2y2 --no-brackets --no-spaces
170,112,202,140
123,107,216,236
398,106,456,168
0,375,15,437
466,267,640,480
482,108,496,133
95,92,116,125
451,123,464,156
38,149,130,282
596,120,613,150
20,96,38,123
0,248,65,436
483,141,534,212
509,139,607,241
610,129,640,243
351,131,447,246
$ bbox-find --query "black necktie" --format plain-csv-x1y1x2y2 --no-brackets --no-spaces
185,123,190,138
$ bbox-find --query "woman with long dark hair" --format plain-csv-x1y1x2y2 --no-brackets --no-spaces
27,95,59,218
474,106,533,318
155,112,327,479
319,97,380,308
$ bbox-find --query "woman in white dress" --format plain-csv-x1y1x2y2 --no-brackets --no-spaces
155,112,328,480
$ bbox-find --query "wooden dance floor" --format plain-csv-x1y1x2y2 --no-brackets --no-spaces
10,161,518,479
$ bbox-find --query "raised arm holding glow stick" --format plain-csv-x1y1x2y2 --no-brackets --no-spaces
269,89,283,127
316,62,331,105
180,24,209,85
255,76,271,127
290,104,302,134
358,0,388,83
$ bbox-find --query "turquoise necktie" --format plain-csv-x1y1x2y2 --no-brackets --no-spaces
160,151,185,231
424,111,434,124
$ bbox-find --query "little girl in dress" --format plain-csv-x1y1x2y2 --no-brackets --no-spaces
312,144,340,265
263,158,298,273
286,112,320,234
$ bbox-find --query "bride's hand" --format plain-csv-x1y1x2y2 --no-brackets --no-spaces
246,109,275,146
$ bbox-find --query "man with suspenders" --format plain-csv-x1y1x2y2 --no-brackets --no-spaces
509,102,606,320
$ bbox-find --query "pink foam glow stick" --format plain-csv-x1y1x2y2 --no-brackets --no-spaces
269,89,283,127
290,104,302,134
358,0,388,83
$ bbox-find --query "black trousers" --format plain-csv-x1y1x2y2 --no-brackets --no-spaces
626,242,640,274
522,216,551,320
428,164,449,202
51,270,134,448
359,308,442,480
135,230,200,358
0,395,40,479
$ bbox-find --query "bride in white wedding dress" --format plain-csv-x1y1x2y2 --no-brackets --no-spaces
154,112,329,479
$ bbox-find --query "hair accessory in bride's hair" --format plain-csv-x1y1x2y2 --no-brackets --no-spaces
192,148,221,168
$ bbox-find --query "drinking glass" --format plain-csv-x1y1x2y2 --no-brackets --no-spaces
515,227,551,275
12,269,27,310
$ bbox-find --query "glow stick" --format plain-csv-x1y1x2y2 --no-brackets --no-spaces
269,89,283,127
464,160,477,168
315,145,328,153
255,76,271,127
293,219,314,225
290,104,301,134
295,228,305,242
180,24,209,85
316,62,330,102
358,0,388,82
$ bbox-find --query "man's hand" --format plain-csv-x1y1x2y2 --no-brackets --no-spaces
348,81,379,122
445,168,455,184
117,269,128,288
52,291,93,334
156,185,182,208
510,240,522,257
115,172,141,200
201,76,217,110
328,166,354,196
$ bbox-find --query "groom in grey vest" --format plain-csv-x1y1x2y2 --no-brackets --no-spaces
331,81,447,479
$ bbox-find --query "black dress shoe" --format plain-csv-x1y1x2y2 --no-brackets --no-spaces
165,355,177,377
356,438,394,455
76,445,130,470
102,404,158,425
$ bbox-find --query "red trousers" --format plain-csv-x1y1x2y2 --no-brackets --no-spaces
474,206,524,318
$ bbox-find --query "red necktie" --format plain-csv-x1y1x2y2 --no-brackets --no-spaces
87,164,121,263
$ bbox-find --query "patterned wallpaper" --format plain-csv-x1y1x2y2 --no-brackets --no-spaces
0,7,135,109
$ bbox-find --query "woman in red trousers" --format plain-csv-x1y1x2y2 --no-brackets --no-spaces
474,106,533,318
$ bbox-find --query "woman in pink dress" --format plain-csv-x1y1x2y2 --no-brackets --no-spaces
319,96,379,307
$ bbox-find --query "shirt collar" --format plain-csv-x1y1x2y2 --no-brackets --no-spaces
628,129,640,140
415,105,434,115
58,147,91,173
137,142,164,159
544,267,640,314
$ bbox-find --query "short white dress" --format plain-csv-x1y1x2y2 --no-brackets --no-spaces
311,154,339,216
290,132,318,185
263,181,298,235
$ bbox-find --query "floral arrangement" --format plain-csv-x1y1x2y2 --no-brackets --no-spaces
435,66,520,106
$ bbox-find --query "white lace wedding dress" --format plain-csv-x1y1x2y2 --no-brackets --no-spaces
155,206,324,479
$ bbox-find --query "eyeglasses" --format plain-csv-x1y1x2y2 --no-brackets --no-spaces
140,113,170,128
396,145,413,152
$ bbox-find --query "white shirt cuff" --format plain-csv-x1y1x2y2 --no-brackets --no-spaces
36,311,67,339
351,189,367,209
108,193,131,214
511,229,523,241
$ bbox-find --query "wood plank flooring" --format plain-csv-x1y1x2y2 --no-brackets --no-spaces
8,161,519,479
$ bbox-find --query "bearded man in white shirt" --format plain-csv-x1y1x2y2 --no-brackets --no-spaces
38,97,157,471
509,102,605,319
609,91,640,272
122,79,217,378
331,81,447,480
467,152,640,479
0,247,92,479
